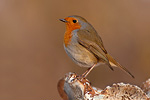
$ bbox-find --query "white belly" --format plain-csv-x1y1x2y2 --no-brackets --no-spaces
64,44,98,67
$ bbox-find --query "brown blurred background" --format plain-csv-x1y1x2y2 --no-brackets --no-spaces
0,0,150,100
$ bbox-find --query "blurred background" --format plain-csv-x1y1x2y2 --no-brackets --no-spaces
0,0,150,100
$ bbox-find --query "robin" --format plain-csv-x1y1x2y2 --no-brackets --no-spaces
60,15,134,78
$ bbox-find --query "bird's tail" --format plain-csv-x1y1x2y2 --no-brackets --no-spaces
106,53,135,78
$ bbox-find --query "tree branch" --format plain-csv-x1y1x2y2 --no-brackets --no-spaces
57,72,150,100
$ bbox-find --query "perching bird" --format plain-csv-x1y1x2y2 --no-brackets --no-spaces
60,15,134,78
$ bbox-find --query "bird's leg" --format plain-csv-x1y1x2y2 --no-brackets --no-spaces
82,64,96,78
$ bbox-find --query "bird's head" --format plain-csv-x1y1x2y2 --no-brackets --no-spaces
60,15,89,31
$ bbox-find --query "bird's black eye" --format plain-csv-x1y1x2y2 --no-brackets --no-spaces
73,20,77,23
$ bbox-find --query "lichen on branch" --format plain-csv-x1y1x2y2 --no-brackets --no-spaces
57,72,150,100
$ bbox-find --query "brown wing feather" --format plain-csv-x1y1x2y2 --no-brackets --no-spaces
77,29,107,54
77,29,114,71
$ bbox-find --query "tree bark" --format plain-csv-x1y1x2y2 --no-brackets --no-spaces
58,72,150,100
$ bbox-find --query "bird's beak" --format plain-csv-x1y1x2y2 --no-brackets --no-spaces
59,19,68,23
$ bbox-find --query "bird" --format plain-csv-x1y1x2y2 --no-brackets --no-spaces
59,15,134,78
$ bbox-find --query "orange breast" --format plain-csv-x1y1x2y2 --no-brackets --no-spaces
64,30,72,47
64,21,81,47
